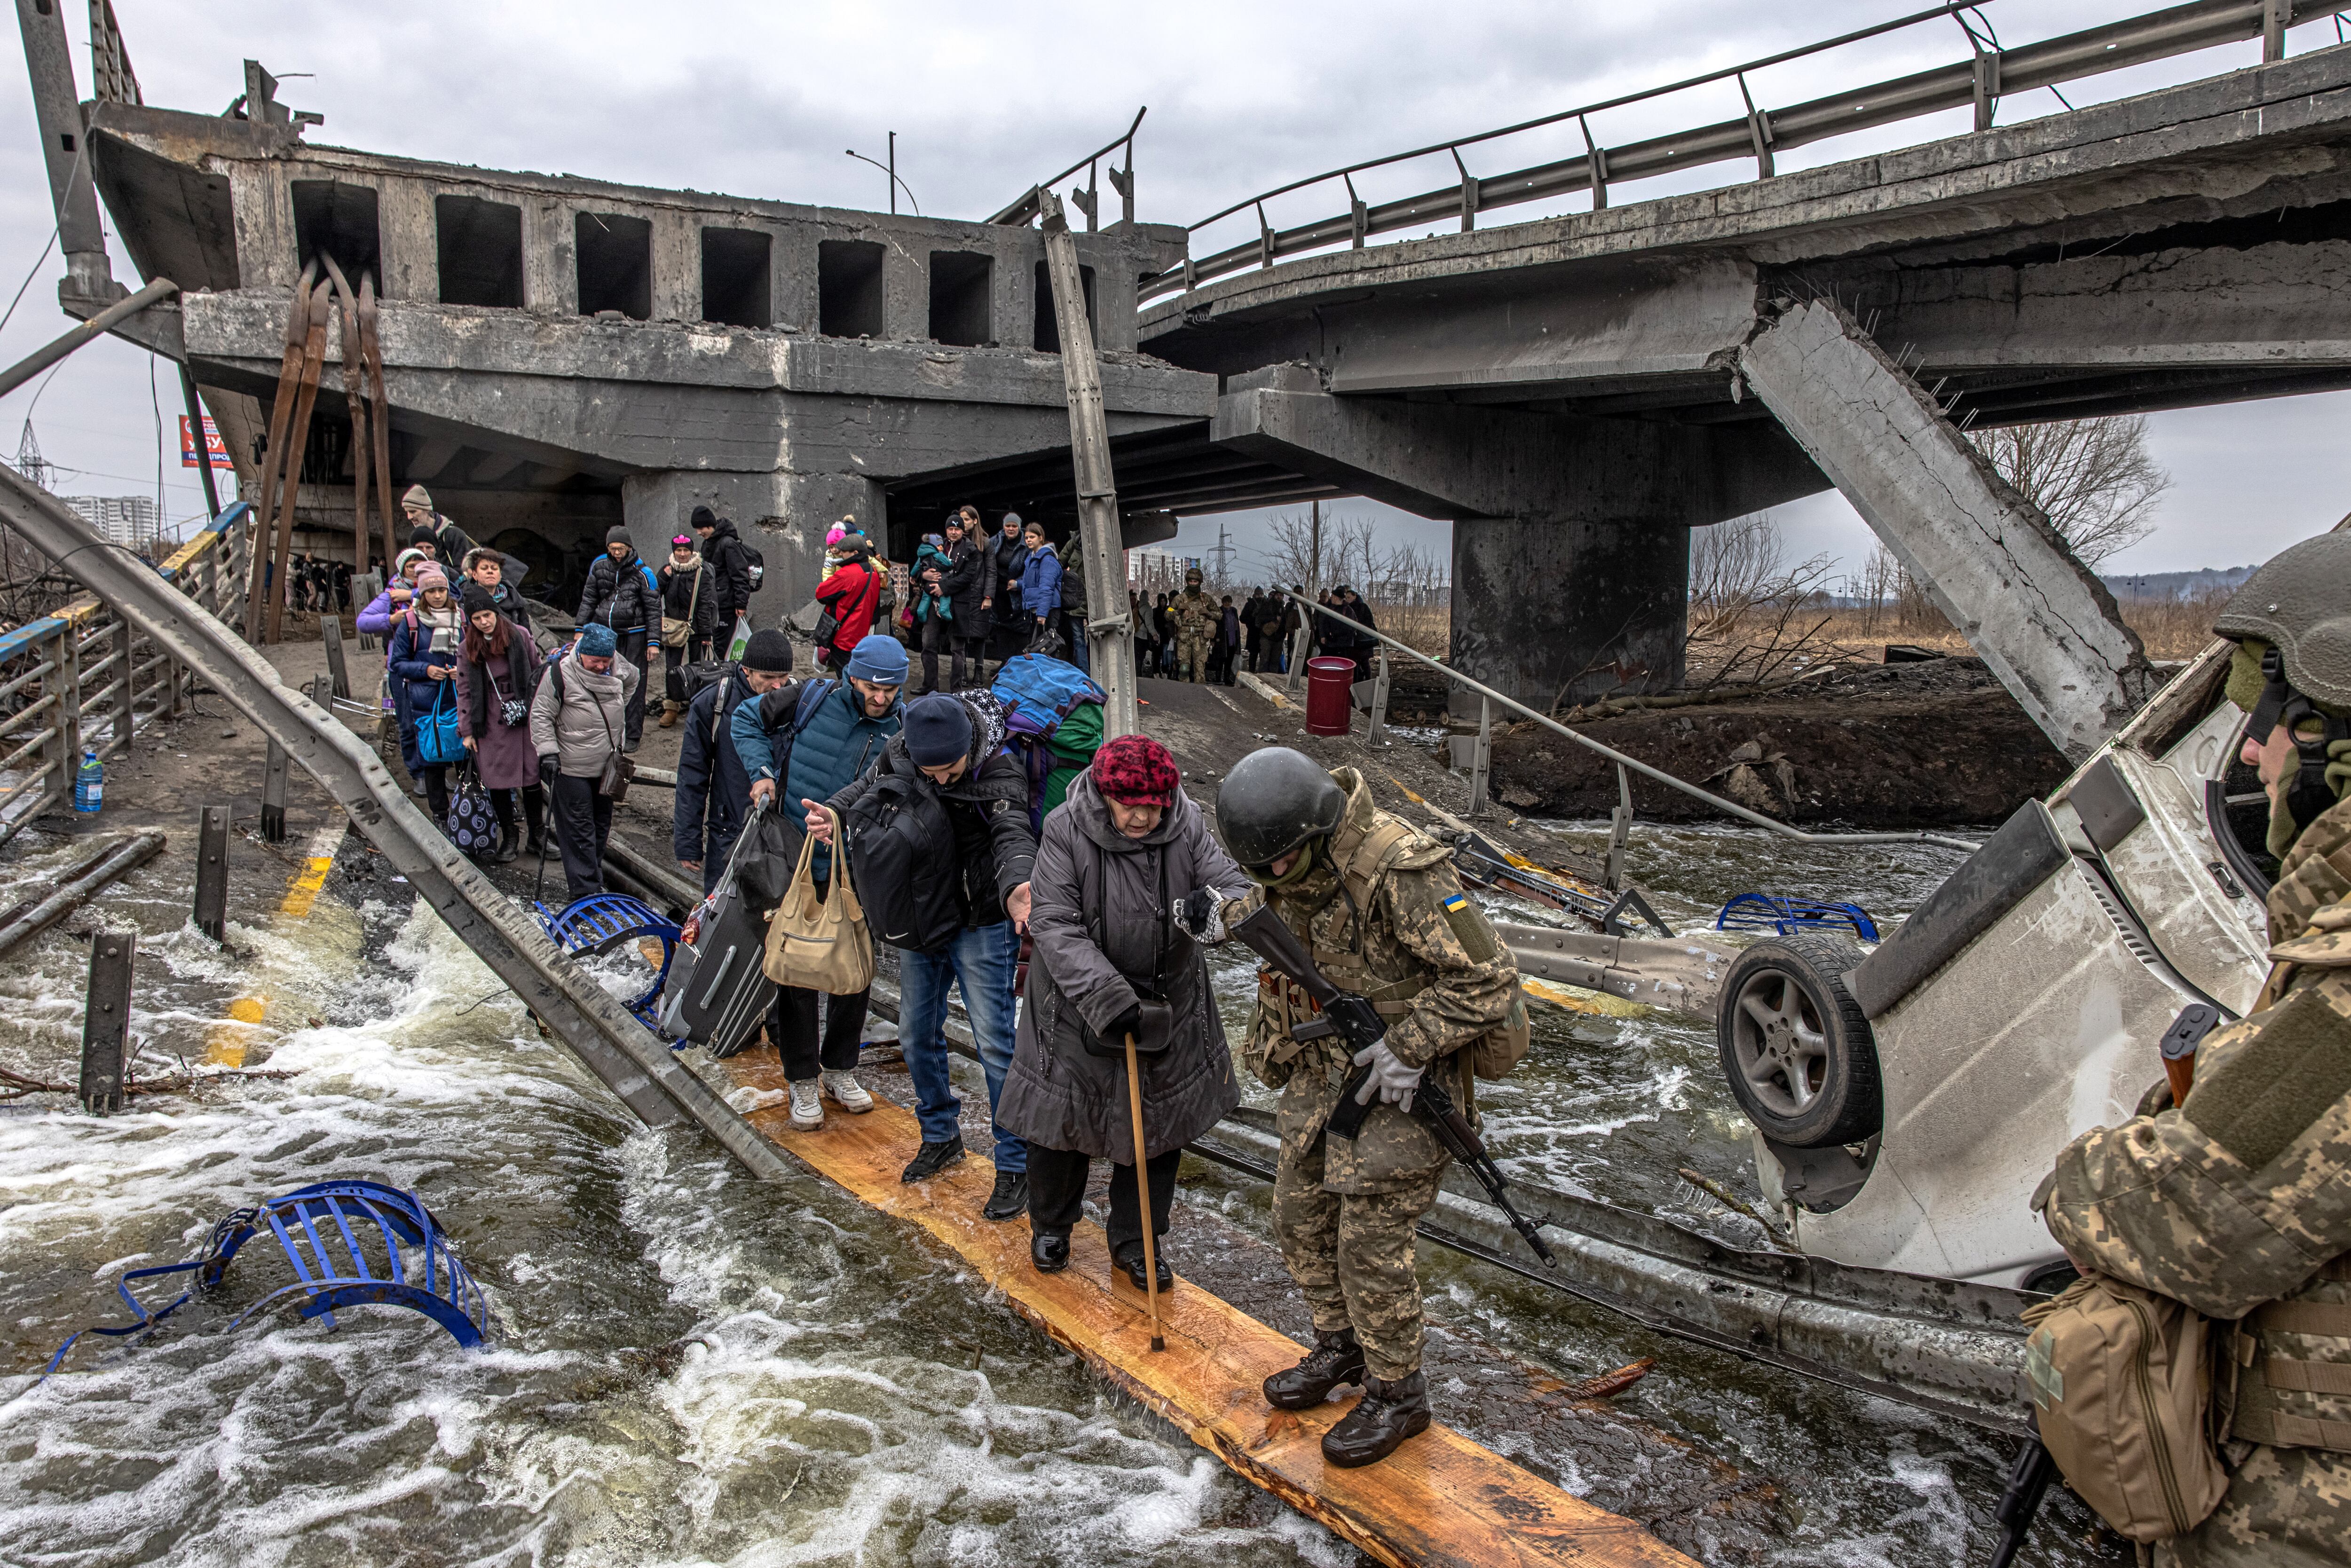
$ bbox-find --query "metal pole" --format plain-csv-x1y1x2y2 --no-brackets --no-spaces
321,613,351,700
79,930,134,1114
194,803,229,941
1605,763,1633,891
1038,189,1139,740
179,367,222,522
1468,695,1491,819
262,738,288,843
0,278,176,401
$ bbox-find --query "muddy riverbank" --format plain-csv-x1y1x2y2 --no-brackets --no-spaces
1484,658,2073,828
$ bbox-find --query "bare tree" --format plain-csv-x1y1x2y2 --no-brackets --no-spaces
1680,511,1846,693
1847,544,1899,635
1969,414,2170,566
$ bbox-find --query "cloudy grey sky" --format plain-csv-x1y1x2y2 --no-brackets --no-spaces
5,0,2346,579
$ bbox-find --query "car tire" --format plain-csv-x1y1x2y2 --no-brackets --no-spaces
1716,934,1881,1149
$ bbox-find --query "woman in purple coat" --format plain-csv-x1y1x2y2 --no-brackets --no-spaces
454,582,546,862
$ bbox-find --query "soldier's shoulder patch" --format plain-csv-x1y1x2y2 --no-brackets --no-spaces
1438,888,1497,962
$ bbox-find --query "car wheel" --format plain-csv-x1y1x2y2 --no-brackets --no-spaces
1717,934,1881,1149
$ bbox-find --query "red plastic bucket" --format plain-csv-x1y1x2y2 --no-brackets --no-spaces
1304,656,1356,737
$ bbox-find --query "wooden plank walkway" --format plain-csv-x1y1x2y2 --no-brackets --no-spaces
712,1050,1693,1568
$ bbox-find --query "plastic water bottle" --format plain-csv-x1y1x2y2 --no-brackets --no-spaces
73,749,103,814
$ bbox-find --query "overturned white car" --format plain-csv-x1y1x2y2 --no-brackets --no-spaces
1723,636,2272,1292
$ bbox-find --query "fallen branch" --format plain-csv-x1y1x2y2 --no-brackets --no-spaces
0,1063,296,1102
1534,1357,1658,1402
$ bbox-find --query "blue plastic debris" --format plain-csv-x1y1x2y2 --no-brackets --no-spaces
536,892,681,1028
46,1180,487,1375
1714,892,1880,943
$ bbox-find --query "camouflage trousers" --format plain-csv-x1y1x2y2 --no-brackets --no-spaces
1177,631,1211,683
1271,1133,1442,1381
2158,1444,2351,1568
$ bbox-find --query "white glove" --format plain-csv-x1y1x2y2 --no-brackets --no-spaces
1351,1040,1424,1113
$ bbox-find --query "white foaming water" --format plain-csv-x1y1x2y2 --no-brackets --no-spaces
2,882,1331,1567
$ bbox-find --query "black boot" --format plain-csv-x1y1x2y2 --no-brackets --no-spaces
1111,1239,1172,1292
1262,1331,1366,1411
1320,1371,1431,1468
981,1170,1027,1221
900,1134,965,1182
1031,1229,1070,1273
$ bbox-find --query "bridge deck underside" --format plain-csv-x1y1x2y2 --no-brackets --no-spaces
884,421,1336,529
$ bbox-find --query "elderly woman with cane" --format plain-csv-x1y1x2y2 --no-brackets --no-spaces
999,734,1253,1303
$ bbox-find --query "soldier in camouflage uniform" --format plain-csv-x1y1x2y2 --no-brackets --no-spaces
2036,532,2351,1566
1213,747,1523,1467
1172,568,1216,684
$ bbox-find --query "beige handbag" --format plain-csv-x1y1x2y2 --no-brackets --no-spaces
761,808,874,993
661,563,702,650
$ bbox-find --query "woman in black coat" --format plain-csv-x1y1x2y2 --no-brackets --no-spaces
998,735,1252,1287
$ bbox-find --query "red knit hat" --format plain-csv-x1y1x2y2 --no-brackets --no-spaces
1092,734,1178,805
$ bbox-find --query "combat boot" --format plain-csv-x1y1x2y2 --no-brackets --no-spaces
1320,1371,1430,1468
1262,1331,1366,1411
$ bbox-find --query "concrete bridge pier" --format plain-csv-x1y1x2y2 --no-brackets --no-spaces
1210,364,1825,712
621,470,886,615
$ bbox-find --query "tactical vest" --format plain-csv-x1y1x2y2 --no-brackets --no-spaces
2225,925,2351,1453
1256,812,1529,1107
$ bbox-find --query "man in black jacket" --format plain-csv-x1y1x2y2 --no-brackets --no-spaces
674,630,793,894
692,506,755,655
655,534,718,728
577,525,661,748
807,690,1036,1218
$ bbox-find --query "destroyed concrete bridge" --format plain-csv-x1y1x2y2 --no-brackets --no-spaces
20,0,2351,759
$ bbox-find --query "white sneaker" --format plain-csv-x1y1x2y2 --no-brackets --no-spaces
821,1069,873,1114
788,1079,823,1130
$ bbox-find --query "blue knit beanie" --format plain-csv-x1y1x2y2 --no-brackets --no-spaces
844,633,908,685
903,694,974,768
576,622,617,658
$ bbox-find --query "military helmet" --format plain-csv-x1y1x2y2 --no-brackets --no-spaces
1215,747,1345,870
2214,533,2351,709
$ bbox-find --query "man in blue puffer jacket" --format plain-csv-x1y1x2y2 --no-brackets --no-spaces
732,634,906,1131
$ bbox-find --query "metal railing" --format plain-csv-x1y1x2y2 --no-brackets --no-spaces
990,107,1147,230
1275,595,1982,856
1146,0,2339,301
0,503,251,845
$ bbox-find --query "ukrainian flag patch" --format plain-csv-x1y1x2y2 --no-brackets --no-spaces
1438,890,1495,961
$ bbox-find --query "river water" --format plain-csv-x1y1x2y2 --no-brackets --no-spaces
0,820,2121,1567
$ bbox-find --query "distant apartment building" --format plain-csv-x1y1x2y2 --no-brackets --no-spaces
62,496,161,552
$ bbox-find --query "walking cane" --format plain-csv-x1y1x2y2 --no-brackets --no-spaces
1124,1032,1167,1353
533,790,553,904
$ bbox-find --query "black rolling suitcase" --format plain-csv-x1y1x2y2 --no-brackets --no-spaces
657,824,775,1057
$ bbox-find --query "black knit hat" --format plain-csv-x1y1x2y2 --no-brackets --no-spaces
458,582,498,616
409,526,438,549
690,505,718,529
741,629,794,674
605,525,632,548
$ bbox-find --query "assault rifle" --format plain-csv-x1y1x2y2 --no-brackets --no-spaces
1232,906,1556,1267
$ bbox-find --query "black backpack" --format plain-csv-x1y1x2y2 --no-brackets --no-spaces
842,769,962,953
737,539,765,593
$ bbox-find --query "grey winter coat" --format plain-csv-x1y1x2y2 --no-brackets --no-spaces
528,647,639,778
997,775,1253,1163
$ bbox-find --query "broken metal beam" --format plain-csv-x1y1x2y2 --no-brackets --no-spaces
0,831,166,963
0,277,176,400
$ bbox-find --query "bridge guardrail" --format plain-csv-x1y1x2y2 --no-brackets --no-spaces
1149,0,2337,301
0,468,796,1181
0,503,252,845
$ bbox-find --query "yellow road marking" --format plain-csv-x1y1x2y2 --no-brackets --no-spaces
1524,976,1652,1020
204,824,346,1066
